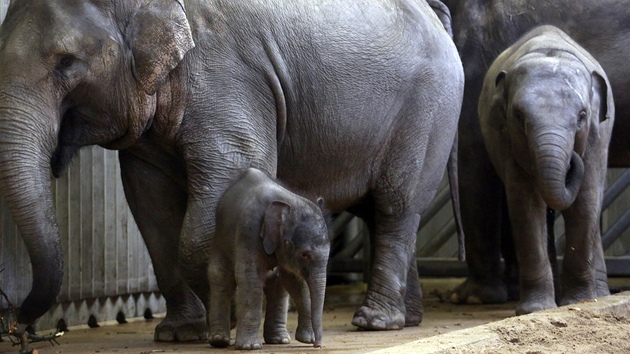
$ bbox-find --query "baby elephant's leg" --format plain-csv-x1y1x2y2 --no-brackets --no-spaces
263,269,291,344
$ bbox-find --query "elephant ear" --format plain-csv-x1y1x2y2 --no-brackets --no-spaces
261,201,292,255
130,0,195,95
487,70,508,131
591,70,615,123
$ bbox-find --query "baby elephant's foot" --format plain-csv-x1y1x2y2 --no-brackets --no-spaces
235,336,263,350
263,328,291,344
295,324,315,344
351,304,405,330
208,332,230,348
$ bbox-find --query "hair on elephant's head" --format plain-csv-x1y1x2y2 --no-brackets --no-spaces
485,27,614,211
0,0,194,324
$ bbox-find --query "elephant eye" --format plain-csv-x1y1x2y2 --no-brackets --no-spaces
577,110,587,128
512,109,525,128
301,251,312,261
57,55,75,70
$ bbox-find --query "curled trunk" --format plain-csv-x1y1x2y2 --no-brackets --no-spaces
0,107,62,324
536,146,584,211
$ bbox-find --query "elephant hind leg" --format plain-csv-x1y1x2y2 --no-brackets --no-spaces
351,212,421,330
404,255,423,326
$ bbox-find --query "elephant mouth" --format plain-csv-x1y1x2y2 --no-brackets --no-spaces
565,156,577,187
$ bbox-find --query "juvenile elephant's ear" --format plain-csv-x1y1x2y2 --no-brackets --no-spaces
130,0,195,95
261,201,292,255
591,70,615,122
487,70,508,131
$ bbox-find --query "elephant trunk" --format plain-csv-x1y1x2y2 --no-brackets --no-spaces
535,132,584,211
307,270,327,348
0,100,62,324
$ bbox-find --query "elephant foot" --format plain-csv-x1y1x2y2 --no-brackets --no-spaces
295,324,315,344
235,336,263,350
209,333,230,348
516,293,556,315
404,296,423,327
516,300,556,315
559,287,599,308
263,327,291,344
448,277,508,305
351,301,405,330
154,315,207,342
154,287,207,342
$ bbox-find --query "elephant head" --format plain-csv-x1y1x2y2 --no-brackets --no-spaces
486,40,614,210
261,198,330,348
0,0,194,324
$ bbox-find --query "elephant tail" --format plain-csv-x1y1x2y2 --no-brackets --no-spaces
447,130,466,261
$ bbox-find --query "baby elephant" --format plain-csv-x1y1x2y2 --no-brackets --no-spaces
208,168,330,350
479,25,614,315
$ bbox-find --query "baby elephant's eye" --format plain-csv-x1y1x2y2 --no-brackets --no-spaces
577,110,587,128
301,251,311,260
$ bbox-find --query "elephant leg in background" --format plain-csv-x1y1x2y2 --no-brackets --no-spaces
450,125,509,304
119,150,207,342
276,270,315,344
560,153,610,305
505,166,555,315
262,271,292,345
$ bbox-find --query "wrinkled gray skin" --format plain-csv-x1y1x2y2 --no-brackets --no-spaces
209,168,330,350
441,0,630,306
0,0,464,341
479,26,614,315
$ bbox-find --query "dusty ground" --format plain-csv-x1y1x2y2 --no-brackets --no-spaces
2,278,630,353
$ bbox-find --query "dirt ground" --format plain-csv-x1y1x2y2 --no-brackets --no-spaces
2,277,630,354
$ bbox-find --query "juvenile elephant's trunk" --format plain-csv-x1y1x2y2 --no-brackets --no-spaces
0,99,62,324
535,135,584,210
308,271,327,348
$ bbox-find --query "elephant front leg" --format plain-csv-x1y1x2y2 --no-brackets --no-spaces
263,270,291,345
351,214,419,330
277,270,314,344
119,151,207,342
560,156,609,305
208,257,235,347
235,266,265,350
505,174,555,315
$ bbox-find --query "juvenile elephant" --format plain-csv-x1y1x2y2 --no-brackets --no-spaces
0,0,464,340
441,0,630,306
209,168,330,350
479,25,614,315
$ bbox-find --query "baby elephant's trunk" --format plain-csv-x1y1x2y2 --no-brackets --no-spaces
537,149,585,211
308,272,327,348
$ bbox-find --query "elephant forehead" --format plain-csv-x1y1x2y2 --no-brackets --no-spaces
510,59,589,106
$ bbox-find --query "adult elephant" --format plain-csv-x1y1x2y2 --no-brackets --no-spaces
1,0,463,341
441,0,630,305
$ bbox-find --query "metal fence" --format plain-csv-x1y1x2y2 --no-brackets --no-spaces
329,168,630,278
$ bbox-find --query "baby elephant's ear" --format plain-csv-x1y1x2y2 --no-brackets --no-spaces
592,70,615,122
261,201,291,255
487,70,508,131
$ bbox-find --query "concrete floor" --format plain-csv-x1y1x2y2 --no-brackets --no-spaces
0,278,514,354
0,278,518,354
